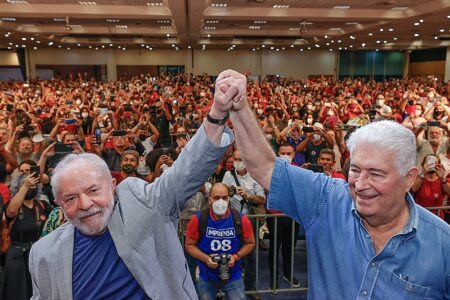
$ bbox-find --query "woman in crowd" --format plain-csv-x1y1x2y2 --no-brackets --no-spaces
412,154,450,219
2,160,51,300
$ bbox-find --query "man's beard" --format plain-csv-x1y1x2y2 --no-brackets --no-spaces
65,196,115,236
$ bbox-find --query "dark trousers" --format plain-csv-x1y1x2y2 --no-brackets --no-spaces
267,215,300,282
1,245,32,300
243,217,257,291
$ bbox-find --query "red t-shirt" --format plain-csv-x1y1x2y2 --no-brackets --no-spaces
332,171,347,181
186,209,253,241
0,183,10,205
415,178,444,219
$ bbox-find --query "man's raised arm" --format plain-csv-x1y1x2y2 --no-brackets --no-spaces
218,69,276,190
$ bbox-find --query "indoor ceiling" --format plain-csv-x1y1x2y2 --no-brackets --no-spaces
0,0,449,51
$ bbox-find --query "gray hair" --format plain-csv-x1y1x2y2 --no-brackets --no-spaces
51,153,112,202
346,120,416,176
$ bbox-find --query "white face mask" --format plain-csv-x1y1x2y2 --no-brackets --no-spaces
257,109,263,115
82,112,89,118
265,133,273,141
313,134,321,142
234,161,246,172
280,155,293,164
375,99,384,107
307,118,313,124
75,99,82,106
212,199,228,216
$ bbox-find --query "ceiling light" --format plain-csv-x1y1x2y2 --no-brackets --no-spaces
157,20,171,24
166,33,170,37
376,49,379,51
350,35,355,40
58,45,62,48
254,20,267,24
8,42,12,45
21,37,26,41
206,20,219,24
188,45,191,49
368,33,373,36
334,5,350,9
345,22,358,25
48,41,54,46
67,47,71,50
290,45,294,48
160,25,171,29
79,1,97,5
36,41,40,44
7,47,11,50
307,47,311,50
70,25,82,28
89,45,92,48
207,34,211,37
361,43,366,47
388,28,394,32
270,46,274,50
7,0,29,4
204,26,216,30
376,40,380,44
21,45,26,48
106,19,120,23
33,46,37,50
211,3,228,7
337,40,342,43
109,43,113,47
414,33,419,37
300,48,304,51
419,19,423,23
249,26,260,30
115,25,128,29
440,29,445,32
326,42,330,46
77,43,81,46
393,37,398,40
147,2,163,6
414,22,420,26
315,44,320,48
53,18,66,22
391,6,408,10
1,18,16,22
329,28,341,31
273,4,289,8
289,27,300,31
380,28,384,32
434,36,438,40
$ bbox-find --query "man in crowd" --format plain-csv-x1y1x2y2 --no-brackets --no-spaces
416,124,448,173
267,143,301,290
185,183,255,300
28,70,237,299
317,148,347,180
297,122,334,164
222,69,449,299
221,149,265,299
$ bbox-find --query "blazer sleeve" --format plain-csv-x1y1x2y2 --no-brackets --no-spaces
123,124,233,216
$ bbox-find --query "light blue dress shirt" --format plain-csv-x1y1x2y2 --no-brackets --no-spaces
268,158,450,299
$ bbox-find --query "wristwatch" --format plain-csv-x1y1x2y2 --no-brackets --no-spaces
206,112,229,126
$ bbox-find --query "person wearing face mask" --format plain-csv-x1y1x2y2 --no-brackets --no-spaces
221,149,265,299
297,122,334,164
266,144,302,291
185,183,255,300
110,150,141,184
2,161,51,300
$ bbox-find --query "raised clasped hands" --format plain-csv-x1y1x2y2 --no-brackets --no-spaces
210,69,248,118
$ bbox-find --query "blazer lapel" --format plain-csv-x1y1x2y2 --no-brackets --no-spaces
56,223,75,299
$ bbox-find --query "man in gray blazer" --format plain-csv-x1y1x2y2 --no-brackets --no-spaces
28,70,244,300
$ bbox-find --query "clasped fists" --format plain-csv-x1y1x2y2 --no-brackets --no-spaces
210,69,248,118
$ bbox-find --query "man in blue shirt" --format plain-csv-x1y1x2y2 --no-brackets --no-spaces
220,69,450,299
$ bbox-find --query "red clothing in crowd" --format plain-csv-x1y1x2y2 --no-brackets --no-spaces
0,183,10,205
415,178,445,219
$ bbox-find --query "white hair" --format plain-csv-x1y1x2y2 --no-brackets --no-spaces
51,153,112,202
346,120,416,176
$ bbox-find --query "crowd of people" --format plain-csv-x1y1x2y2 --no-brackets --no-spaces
0,71,448,299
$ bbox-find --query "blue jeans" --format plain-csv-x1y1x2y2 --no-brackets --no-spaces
197,277,245,300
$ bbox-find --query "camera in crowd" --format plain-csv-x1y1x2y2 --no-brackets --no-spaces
212,254,231,281
228,185,237,197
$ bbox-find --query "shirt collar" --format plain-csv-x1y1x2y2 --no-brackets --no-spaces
351,193,419,233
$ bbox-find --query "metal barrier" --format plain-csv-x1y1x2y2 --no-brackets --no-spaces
178,206,450,297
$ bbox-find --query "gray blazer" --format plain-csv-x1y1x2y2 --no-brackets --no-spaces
29,125,233,300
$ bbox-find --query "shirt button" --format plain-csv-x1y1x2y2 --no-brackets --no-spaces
371,262,376,267
366,234,370,238
362,291,368,296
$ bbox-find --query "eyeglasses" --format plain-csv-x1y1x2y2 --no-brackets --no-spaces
211,196,230,201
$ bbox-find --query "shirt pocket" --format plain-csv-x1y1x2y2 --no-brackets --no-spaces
383,272,431,300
